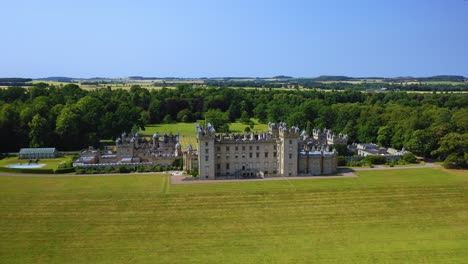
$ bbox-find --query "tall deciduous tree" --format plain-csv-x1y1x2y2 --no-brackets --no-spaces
28,114,49,147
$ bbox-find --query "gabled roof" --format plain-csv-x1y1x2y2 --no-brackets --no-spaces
19,148,57,154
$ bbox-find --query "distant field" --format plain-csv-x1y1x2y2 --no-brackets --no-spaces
140,120,269,149
0,168,467,263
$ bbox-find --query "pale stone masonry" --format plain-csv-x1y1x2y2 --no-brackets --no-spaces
186,122,338,180
74,132,182,167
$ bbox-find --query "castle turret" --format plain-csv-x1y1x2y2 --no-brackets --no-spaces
152,133,159,148
278,124,300,177
197,123,216,179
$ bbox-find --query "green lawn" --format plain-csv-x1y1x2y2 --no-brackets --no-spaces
140,120,269,149
0,168,467,263
0,155,73,170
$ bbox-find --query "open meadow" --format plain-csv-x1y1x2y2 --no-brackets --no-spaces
140,120,269,149
0,168,467,263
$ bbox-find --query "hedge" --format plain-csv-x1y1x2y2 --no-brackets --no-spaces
0,167,55,174
54,167,76,174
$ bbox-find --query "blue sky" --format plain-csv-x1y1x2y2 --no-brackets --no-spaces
1,0,467,78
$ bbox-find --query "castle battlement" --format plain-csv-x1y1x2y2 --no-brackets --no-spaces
190,122,337,180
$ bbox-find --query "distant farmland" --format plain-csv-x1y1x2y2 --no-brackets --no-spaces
0,168,467,263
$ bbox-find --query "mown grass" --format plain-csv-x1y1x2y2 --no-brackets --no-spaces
140,120,269,149
0,168,467,263
0,155,73,170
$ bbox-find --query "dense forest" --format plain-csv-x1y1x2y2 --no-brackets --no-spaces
0,83,466,168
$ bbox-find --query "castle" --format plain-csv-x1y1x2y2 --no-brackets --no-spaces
184,122,340,180
74,131,182,167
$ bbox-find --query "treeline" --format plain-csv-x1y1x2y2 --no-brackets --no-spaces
205,79,468,91
0,78,33,87
0,83,466,168
204,80,284,88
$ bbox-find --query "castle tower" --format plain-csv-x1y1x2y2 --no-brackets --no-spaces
196,123,216,179
278,123,300,177
152,133,159,148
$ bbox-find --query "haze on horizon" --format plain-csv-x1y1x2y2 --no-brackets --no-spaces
1,0,467,78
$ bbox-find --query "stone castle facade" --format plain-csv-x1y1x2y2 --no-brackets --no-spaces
74,132,182,167
185,122,339,180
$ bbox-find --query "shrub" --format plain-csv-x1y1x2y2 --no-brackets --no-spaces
363,155,386,165
443,154,467,169
117,166,131,173
402,152,417,163
54,167,76,174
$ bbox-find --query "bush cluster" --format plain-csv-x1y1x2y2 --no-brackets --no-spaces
75,165,180,174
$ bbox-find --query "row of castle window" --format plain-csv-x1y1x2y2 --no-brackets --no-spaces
208,152,291,161
217,145,277,152
219,162,277,170
216,152,278,159
219,171,277,176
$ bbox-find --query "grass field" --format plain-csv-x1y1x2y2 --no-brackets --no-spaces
0,168,467,263
140,120,269,149
0,156,73,170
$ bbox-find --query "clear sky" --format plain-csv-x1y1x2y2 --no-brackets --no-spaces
1,0,467,78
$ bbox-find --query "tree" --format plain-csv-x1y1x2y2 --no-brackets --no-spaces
177,109,193,122
253,103,268,123
402,152,417,163
306,121,313,136
240,111,250,124
377,126,392,147
287,111,306,128
432,132,468,169
55,105,81,148
406,129,435,157
163,114,173,124
204,109,230,133
28,114,49,147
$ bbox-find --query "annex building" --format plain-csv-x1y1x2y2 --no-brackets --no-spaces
184,122,340,180
74,132,182,167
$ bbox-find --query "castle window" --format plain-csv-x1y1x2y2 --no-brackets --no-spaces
264,152,268,158
235,153,238,159
256,146,259,150
205,148,209,154
249,146,253,151
274,145,277,150
235,146,238,151
264,162,269,169
242,153,245,159
289,140,292,144
226,146,230,151
216,147,220,151
205,156,209,161
256,162,259,168
216,164,220,169
226,153,230,159
289,154,292,159
216,154,220,159
249,153,252,158
273,152,277,157
264,146,269,151
205,142,209,147
256,152,260,158
242,146,245,151
226,163,230,169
